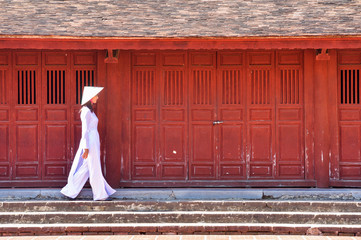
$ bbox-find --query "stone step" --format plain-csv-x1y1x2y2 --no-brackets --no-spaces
1,211,361,225
2,200,361,212
0,223,360,236
2,200,361,236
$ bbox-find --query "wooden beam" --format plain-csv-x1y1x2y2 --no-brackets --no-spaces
1,37,361,50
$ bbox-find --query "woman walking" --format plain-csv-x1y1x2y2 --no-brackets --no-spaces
61,86,116,201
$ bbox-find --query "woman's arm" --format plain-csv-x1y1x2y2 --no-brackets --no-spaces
80,108,91,159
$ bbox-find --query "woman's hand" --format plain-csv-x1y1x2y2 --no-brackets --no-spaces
82,149,89,159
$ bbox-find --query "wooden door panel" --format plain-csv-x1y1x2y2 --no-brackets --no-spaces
275,51,305,180
192,125,214,161
42,52,71,181
0,61,10,180
220,125,243,161
16,125,38,162
219,124,244,179
277,123,304,179
44,124,67,178
217,54,245,180
134,125,156,162
340,125,361,162
189,52,216,180
0,67,10,178
278,124,302,161
160,62,187,180
247,53,275,180
162,126,185,162
131,63,157,180
13,52,41,180
249,125,272,160
15,125,39,178
335,53,361,184
0,125,10,179
15,165,38,178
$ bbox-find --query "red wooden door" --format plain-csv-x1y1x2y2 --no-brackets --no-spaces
189,52,217,179
247,51,305,180
0,52,11,181
0,50,99,187
332,50,361,186
131,52,188,181
189,51,246,180
129,50,306,186
13,51,42,181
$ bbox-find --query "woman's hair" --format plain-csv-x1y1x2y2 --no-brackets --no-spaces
81,101,94,112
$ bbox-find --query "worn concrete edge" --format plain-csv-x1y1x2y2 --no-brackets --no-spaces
0,188,361,201
1,223,361,228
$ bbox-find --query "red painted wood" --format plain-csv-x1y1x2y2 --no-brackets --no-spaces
217,51,246,180
2,37,361,50
189,51,217,179
0,50,102,187
247,51,275,179
104,51,128,187
13,51,41,180
126,50,308,186
276,51,305,179
314,51,331,188
331,50,361,185
0,51,11,181
303,50,315,181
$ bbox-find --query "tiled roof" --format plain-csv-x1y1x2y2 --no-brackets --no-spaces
0,0,360,38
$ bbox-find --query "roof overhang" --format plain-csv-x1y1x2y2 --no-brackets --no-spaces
0,35,361,50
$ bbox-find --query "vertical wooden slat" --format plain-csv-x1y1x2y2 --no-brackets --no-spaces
55,70,58,104
201,70,204,104
0,70,2,104
265,70,270,104
140,71,143,105
296,70,299,104
254,70,257,104
251,71,254,104
350,70,355,104
170,71,174,105
164,71,168,105
22,71,24,104
349,70,352,104
30,70,34,104
230,70,233,104
173,71,176,105
233,70,236,104
181,71,184,105
177,71,180,105
146,71,149,105
222,71,225,104
200,70,203,104
357,69,360,104
193,71,196,104
343,70,346,104
148,71,151,105
280,70,283,104
256,71,262,104
59,70,62,104
208,70,211,104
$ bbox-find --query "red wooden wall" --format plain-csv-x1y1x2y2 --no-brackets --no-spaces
0,50,104,187
1,48,361,188
121,50,313,187
330,50,361,187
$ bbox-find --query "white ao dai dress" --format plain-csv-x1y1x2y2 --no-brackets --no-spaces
61,107,116,200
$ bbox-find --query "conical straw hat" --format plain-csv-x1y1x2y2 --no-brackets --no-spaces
81,86,104,105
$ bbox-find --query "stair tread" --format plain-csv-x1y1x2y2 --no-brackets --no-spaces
1,223,361,227
1,211,361,214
